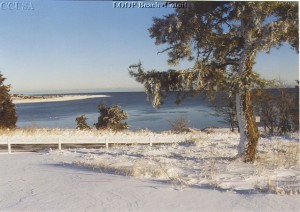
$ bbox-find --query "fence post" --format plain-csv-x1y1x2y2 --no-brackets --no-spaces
105,138,109,149
7,139,11,154
58,138,62,151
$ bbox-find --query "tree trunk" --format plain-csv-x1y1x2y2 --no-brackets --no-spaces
236,93,247,155
236,15,260,162
236,92,259,162
243,91,259,162
236,37,248,156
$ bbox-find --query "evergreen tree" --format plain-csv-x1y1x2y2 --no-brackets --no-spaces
129,1,298,162
95,103,128,131
75,115,91,130
0,72,17,129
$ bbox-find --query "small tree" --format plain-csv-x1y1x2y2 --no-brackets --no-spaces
95,103,128,131
75,115,91,130
212,92,238,133
253,89,276,134
0,72,17,129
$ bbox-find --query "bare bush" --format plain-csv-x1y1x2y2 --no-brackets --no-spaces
253,86,299,136
169,116,190,133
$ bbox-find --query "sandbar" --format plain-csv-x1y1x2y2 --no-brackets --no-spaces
12,94,110,104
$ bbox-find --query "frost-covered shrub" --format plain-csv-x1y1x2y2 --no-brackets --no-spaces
75,115,91,130
95,103,128,131
169,116,190,133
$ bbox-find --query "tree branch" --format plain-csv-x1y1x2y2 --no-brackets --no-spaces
157,46,174,54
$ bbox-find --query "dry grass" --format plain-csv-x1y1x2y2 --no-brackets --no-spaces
72,156,188,189
0,128,194,137
68,132,299,194
254,141,300,194
256,142,299,169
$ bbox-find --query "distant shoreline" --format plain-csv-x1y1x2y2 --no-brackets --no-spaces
12,94,110,104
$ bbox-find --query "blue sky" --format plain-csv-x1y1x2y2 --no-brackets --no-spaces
0,1,298,94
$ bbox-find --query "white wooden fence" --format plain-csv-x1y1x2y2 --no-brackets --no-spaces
0,134,196,154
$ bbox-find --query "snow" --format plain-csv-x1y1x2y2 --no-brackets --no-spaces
0,128,299,211
12,94,109,104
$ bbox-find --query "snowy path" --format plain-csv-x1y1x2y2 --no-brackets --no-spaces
0,152,299,211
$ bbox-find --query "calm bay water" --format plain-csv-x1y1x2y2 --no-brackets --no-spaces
16,92,227,131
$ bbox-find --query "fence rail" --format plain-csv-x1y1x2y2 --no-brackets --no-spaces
0,134,196,154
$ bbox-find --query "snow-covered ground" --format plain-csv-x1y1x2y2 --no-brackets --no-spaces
0,128,299,211
12,94,109,104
